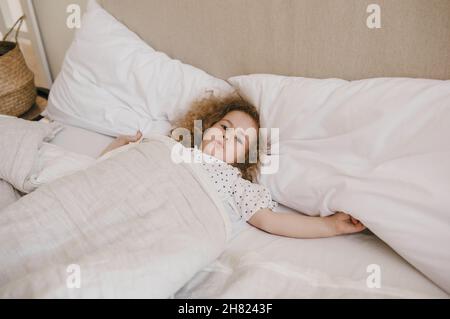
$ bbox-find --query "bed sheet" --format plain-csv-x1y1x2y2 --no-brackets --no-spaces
41,118,114,158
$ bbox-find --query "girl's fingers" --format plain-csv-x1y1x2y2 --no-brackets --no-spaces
349,224,365,233
135,131,143,140
125,131,142,142
344,219,366,233
355,221,366,231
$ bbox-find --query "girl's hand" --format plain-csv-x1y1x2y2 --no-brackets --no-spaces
99,131,142,157
329,211,366,235
115,131,143,146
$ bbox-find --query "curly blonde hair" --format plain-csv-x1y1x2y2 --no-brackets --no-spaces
171,93,260,181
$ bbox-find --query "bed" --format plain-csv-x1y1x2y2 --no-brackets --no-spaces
39,121,448,298
2,0,449,298
24,116,450,297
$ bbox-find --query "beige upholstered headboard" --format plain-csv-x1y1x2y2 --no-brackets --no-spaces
98,0,450,80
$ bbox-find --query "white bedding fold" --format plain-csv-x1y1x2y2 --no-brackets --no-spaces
0,117,62,195
0,180,20,211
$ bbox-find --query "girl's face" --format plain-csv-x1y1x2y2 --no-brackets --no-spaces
202,111,258,164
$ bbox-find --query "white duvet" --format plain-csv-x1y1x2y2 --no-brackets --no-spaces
0,119,231,298
229,75,450,294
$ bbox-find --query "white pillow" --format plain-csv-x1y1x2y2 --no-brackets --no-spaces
45,0,234,137
228,74,450,293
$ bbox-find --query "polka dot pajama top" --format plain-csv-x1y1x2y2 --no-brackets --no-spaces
190,148,278,237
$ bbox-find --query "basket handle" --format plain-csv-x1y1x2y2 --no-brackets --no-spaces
2,15,26,43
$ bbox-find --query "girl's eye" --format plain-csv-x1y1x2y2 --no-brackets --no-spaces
221,124,227,130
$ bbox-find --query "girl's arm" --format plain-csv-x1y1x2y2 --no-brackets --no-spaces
99,131,142,157
248,209,366,239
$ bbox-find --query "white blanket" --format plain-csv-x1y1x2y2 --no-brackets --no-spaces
0,129,231,298
229,75,450,294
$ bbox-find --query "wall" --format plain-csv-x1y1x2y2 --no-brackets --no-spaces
32,0,87,81
32,0,450,82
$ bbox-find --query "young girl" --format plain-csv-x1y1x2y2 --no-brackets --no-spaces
101,94,366,239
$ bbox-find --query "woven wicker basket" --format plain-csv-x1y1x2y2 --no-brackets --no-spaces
0,15,36,117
